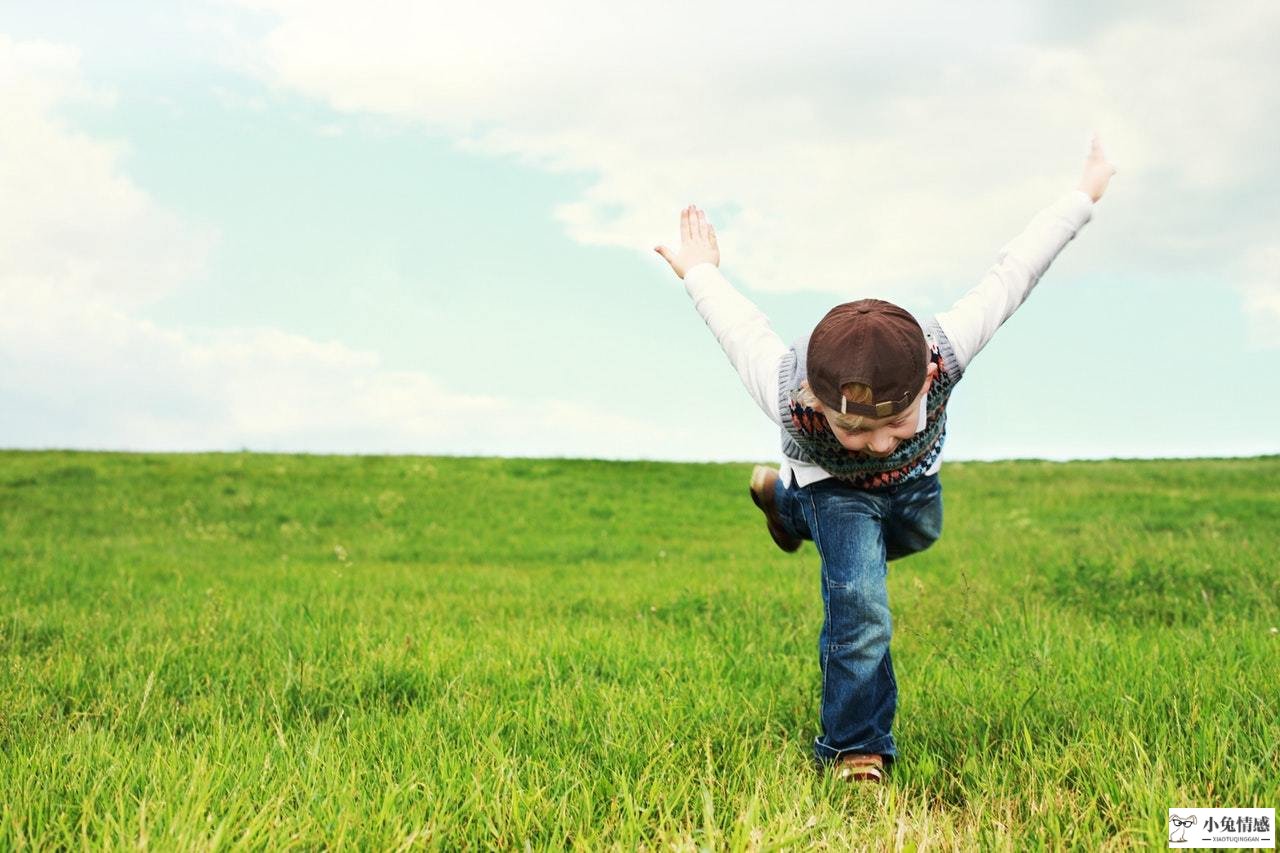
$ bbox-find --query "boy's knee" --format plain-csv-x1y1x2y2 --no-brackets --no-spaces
825,586,892,651
887,527,939,562
912,521,943,552
888,502,943,560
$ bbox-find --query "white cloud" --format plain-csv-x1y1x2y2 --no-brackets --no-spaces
0,33,701,458
226,0,1280,307
2,284,688,456
0,36,212,308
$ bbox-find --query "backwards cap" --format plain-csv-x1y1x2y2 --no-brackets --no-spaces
806,299,928,418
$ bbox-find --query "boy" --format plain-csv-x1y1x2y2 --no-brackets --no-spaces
654,138,1116,782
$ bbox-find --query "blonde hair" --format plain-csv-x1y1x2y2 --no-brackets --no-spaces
797,380,875,432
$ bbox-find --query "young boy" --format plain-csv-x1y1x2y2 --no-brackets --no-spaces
654,138,1116,782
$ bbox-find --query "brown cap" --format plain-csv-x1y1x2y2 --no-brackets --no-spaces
807,299,927,418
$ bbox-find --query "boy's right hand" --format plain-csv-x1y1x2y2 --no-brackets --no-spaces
655,204,720,279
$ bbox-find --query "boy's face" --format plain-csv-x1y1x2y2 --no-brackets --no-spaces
812,362,938,457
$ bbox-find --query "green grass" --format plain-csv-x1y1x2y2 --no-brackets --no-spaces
1,450,1277,850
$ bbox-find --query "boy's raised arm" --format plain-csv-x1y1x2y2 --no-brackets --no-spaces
656,205,787,425
935,136,1116,375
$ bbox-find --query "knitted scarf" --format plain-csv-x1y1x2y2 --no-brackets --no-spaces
777,320,961,489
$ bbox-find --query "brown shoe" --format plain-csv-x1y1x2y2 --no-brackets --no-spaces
832,753,885,783
749,465,802,553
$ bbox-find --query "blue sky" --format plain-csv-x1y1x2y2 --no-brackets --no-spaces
1,1,1277,462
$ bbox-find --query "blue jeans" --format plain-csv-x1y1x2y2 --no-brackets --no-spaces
772,471,943,764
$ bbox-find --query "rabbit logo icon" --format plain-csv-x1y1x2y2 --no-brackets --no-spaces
1169,813,1197,844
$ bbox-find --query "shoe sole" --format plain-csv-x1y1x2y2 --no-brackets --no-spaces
750,466,802,553
749,465,769,507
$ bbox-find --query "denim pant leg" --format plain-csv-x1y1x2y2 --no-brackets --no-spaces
799,481,898,763
773,473,944,764
774,472,943,554
884,474,944,562
771,473,812,542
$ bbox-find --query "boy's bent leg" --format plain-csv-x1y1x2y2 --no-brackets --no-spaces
884,474,943,562
801,484,897,764
768,469,812,542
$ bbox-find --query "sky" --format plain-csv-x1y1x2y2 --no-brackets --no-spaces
1,1,1277,463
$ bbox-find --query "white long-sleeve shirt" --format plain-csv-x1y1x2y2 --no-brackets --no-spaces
683,190,1094,486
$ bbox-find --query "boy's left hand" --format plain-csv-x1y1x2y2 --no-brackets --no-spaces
1077,135,1117,203
655,205,720,279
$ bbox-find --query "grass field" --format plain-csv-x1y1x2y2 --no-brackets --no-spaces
1,450,1277,850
